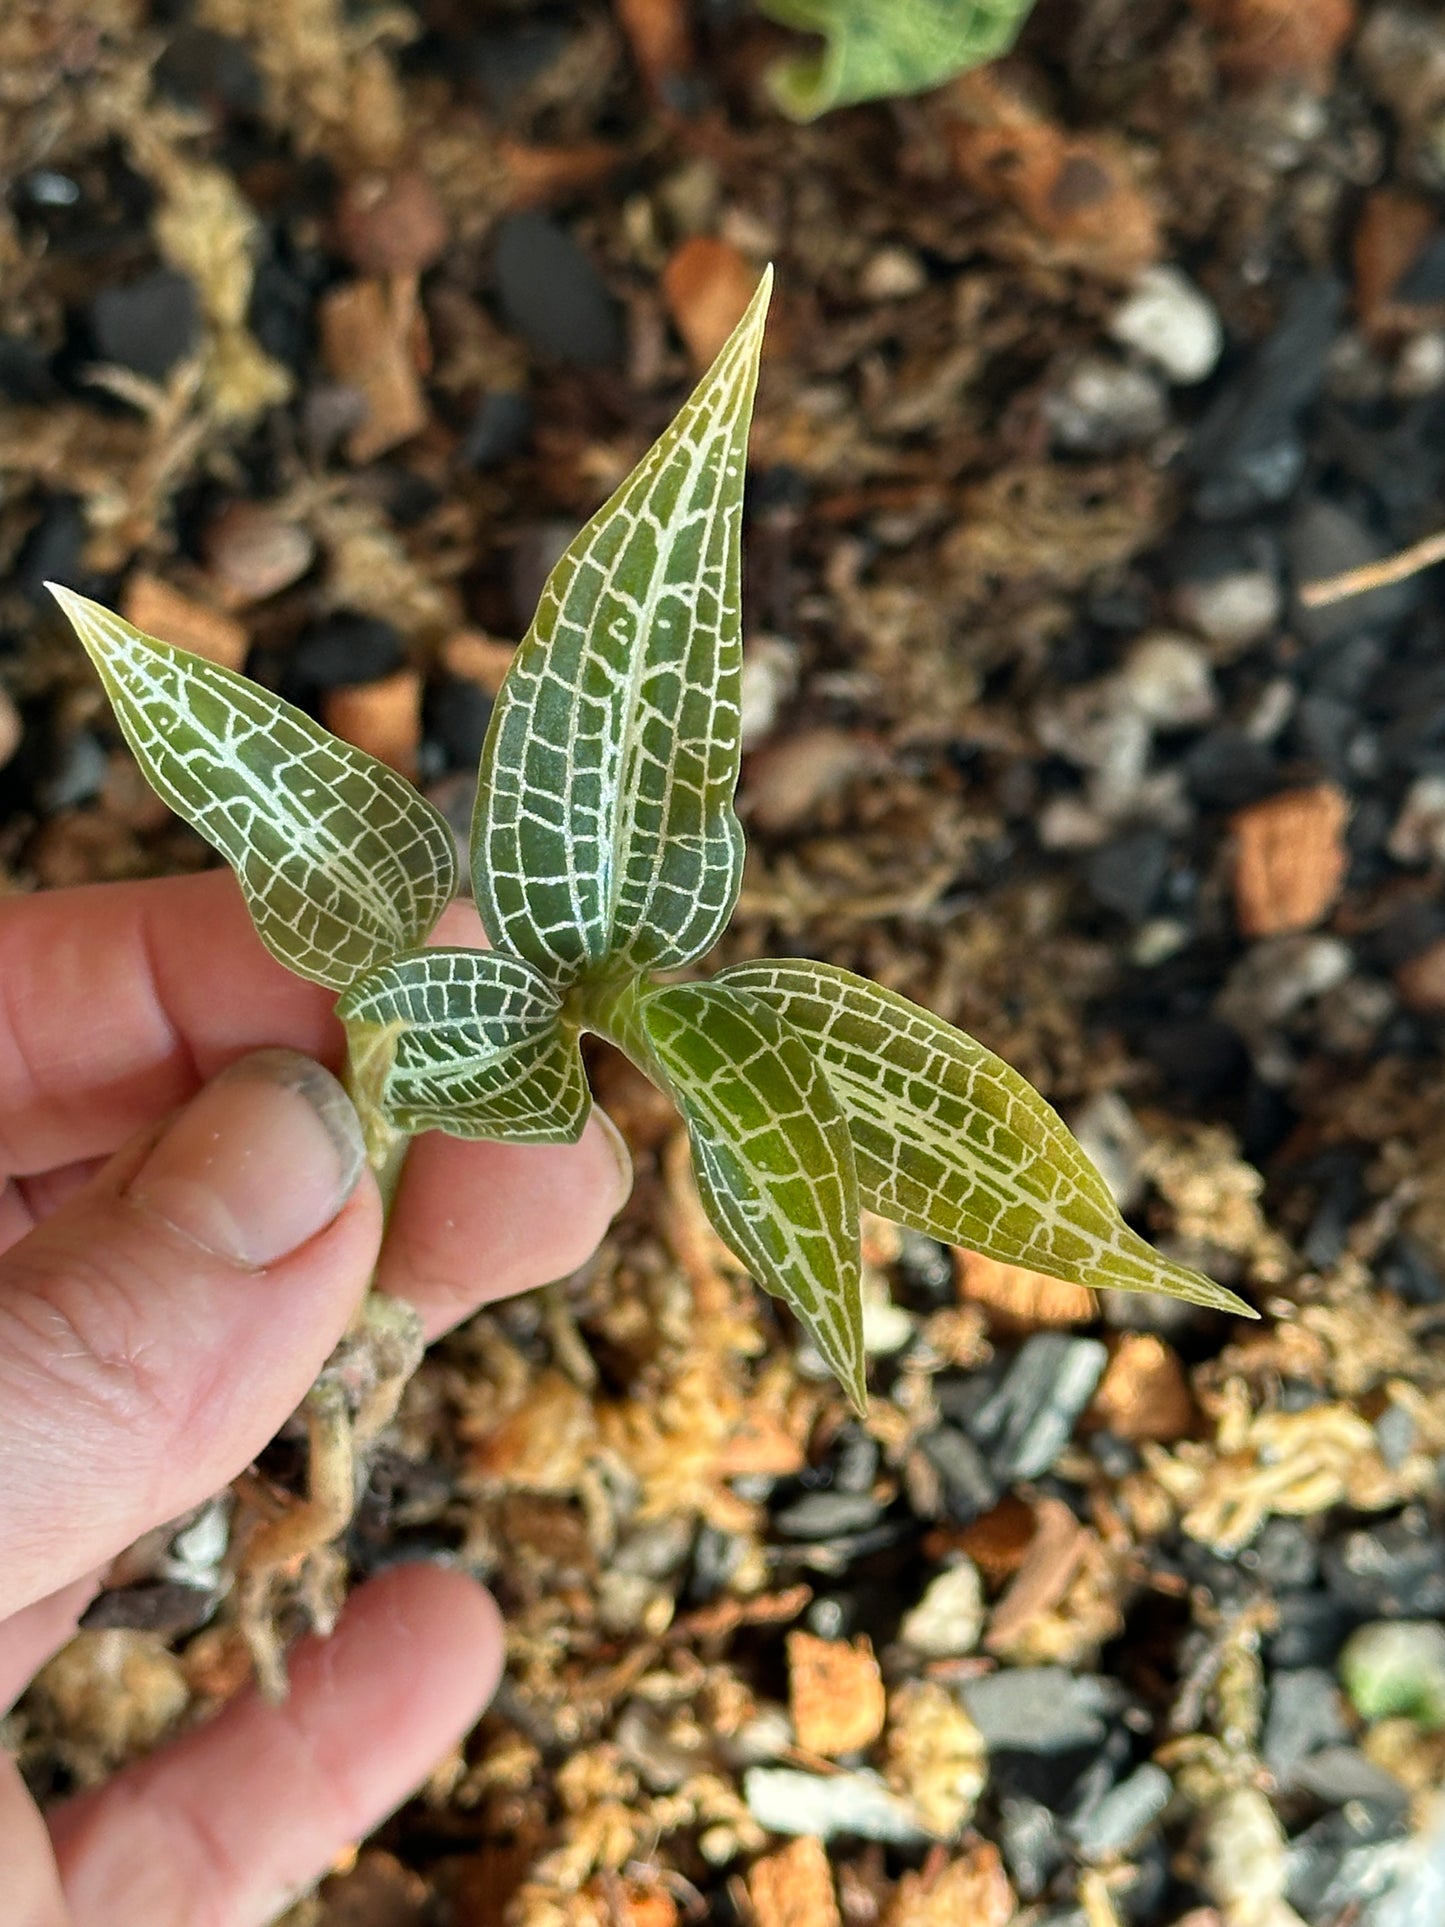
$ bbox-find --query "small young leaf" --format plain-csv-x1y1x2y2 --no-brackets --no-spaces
759,0,1034,121
337,949,589,1144
50,588,457,991
718,959,1255,1318
642,979,865,1410
474,270,770,987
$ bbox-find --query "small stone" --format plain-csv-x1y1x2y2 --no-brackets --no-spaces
1231,784,1350,938
958,1666,1119,1753
89,267,200,382
900,1560,986,1659
740,633,799,750
860,245,928,301
493,212,624,366
0,687,21,771
121,573,249,671
1108,264,1223,384
318,278,428,462
747,1837,841,1927
954,1250,1097,1331
1175,562,1282,655
322,669,423,778
1085,828,1170,922
1292,1746,1412,1808
1324,1513,1445,1618
744,1767,930,1845
744,727,868,833
662,235,760,373
883,1679,987,1839
1087,1334,1195,1442
1389,774,1445,866
334,169,448,278
1120,632,1217,727
916,1426,1002,1523
970,1334,1108,1481
1044,355,1168,454
788,1632,887,1757
459,389,532,468
1190,275,1344,519
292,612,406,688
201,501,314,605
1288,497,1421,645
1069,1091,1147,1212
1396,939,1445,1012
1342,1621,1445,1730
773,1491,883,1540
1264,1667,1350,1786
1216,933,1353,1038
1070,1762,1172,1862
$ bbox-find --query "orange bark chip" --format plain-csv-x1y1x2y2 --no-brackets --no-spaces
955,1248,1097,1331
122,573,249,672
321,669,423,780
787,1631,887,1757
748,1837,841,1927
1088,1333,1196,1442
663,238,761,373
1231,784,1349,937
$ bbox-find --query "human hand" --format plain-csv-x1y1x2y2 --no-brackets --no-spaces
0,870,630,1926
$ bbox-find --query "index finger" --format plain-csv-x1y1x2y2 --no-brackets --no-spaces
0,871,340,1177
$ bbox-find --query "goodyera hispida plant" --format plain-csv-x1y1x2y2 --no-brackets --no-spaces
52,271,1250,1420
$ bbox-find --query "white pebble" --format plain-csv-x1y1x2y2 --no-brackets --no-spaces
1108,264,1223,385
1388,774,1445,866
739,633,799,750
1120,632,1217,728
859,244,928,301
1174,567,1282,653
900,1560,985,1658
1044,355,1168,454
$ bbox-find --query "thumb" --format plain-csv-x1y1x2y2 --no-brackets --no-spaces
0,1050,381,1619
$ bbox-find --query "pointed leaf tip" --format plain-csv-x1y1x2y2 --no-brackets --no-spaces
51,586,457,990
473,267,771,985
718,959,1256,1323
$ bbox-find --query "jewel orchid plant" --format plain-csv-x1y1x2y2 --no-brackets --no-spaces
50,269,1250,1431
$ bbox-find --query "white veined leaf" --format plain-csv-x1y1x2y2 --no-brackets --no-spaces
718,959,1255,1318
50,587,457,991
336,948,590,1143
642,978,866,1410
474,270,770,987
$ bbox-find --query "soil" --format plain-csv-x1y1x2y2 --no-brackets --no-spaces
5,3,1445,1924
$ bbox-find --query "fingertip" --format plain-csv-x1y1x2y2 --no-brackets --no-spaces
376,1113,630,1336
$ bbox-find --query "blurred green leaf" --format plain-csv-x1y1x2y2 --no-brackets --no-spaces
759,0,1034,119
337,948,589,1143
50,587,456,991
718,959,1255,1317
641,978,865,1411
474,270,770,987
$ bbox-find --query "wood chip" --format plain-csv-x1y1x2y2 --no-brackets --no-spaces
949,73,1159,279
122,572,248,671
1189,0,1356,92
442,629,517,696
748,1836,841,1927
1088,1333,1196,1442
715,1409,808,1478
0,687,22,771
334,168,448,278
662,236,761,373
787,1631,887,1757
1231,784,1349,937
202,501,315,605
614,0,693,101
1352,189,1438,331
984,1496,1091,1654
321,668,423,778
955,1248,1097,1331
319,278,429,462
883,1843,1014,1927
1397,940,1445,1013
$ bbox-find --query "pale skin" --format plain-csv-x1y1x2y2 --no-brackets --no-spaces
0,870,630,1926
